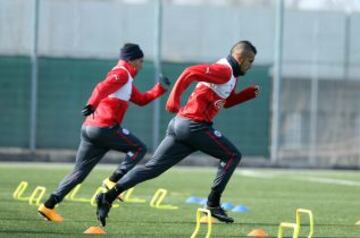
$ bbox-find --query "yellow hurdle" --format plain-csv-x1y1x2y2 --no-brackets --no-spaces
66,184,119,207
149,188,178,210
90,186,106,206
123,187,146,203
13,181,30,201
28,186,46,206
13,181,46,205
277,222,299,238
191,208,212,238
65,184,92,203
277,208,314,238
296,208,314,238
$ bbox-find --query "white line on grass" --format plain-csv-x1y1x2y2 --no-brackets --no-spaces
237,169,360,187
291,176,360,187
1,162,359,187
236,170,276,179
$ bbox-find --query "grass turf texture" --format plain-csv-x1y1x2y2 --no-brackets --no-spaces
0,163,359,238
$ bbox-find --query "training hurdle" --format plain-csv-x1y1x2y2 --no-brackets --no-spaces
149,188,178,210
123,187,146,203
66,184,119,208
191,208,212,238
65,184,91,202
277,208,314,238
13,181,46,206
278,222,299,238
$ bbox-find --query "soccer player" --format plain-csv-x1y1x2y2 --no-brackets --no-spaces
96,40,259,226
38,43,170,222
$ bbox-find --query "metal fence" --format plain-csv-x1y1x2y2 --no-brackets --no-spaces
1,0,360,167
273,2,360,167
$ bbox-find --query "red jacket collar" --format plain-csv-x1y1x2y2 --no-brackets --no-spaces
116,60,138,77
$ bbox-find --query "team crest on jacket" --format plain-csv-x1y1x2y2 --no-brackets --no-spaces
214,99,225,109
213,130,222,138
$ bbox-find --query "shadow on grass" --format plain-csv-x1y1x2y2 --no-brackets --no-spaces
1,217,358,228
1,229,359,238
0,219,359,238
0,230,74,236
1,217,359,238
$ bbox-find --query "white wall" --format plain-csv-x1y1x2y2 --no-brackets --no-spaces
1,0,359,79
0,0,34,55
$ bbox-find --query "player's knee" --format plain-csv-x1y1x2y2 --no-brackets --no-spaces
143,162,164,178
130,143,147,161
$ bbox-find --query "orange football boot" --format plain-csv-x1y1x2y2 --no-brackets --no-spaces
38,204,64,222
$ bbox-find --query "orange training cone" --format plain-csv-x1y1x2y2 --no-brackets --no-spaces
355,220,360,225
84,226,106,235
199,215,218,224
247,228,268,237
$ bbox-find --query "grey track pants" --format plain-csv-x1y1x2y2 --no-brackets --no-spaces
52,124,147,202
117,116,242,195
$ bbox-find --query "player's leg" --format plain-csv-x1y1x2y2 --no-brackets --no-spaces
103,126,147,185
50,141,108,204
38,126,108,222
192,128,241,201
116,136,194,192
174,117,242,199
92,125,147,199
111,118,195,194
96,118,195,226
178,118,241,223
96,135,194,226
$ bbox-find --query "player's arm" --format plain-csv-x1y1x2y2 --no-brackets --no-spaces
82,70,129,116
130,83,167,106
166,64,231,113
224,85,259,108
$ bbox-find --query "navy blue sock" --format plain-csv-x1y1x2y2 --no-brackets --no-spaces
44,194,59,209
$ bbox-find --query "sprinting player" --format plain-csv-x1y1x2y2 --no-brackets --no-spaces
96,40,259,226
38,43,170,222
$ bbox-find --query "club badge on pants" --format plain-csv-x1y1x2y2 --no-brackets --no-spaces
213,130,222,138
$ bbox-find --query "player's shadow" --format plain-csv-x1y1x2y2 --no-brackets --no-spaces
0,230,73,236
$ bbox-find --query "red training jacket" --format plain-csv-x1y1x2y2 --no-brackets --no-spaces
84,60,167,127
166,58,257,123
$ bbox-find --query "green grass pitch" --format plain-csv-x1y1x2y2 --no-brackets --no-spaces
0,163,359,237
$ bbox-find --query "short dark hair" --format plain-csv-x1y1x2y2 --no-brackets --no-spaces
230,40,257,55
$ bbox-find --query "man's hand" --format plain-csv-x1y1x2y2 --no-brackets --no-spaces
81,104,95,116
159,74,171,89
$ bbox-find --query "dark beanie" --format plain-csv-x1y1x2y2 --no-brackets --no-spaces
120,43,144,61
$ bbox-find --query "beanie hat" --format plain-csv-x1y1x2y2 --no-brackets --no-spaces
120,43,144,61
